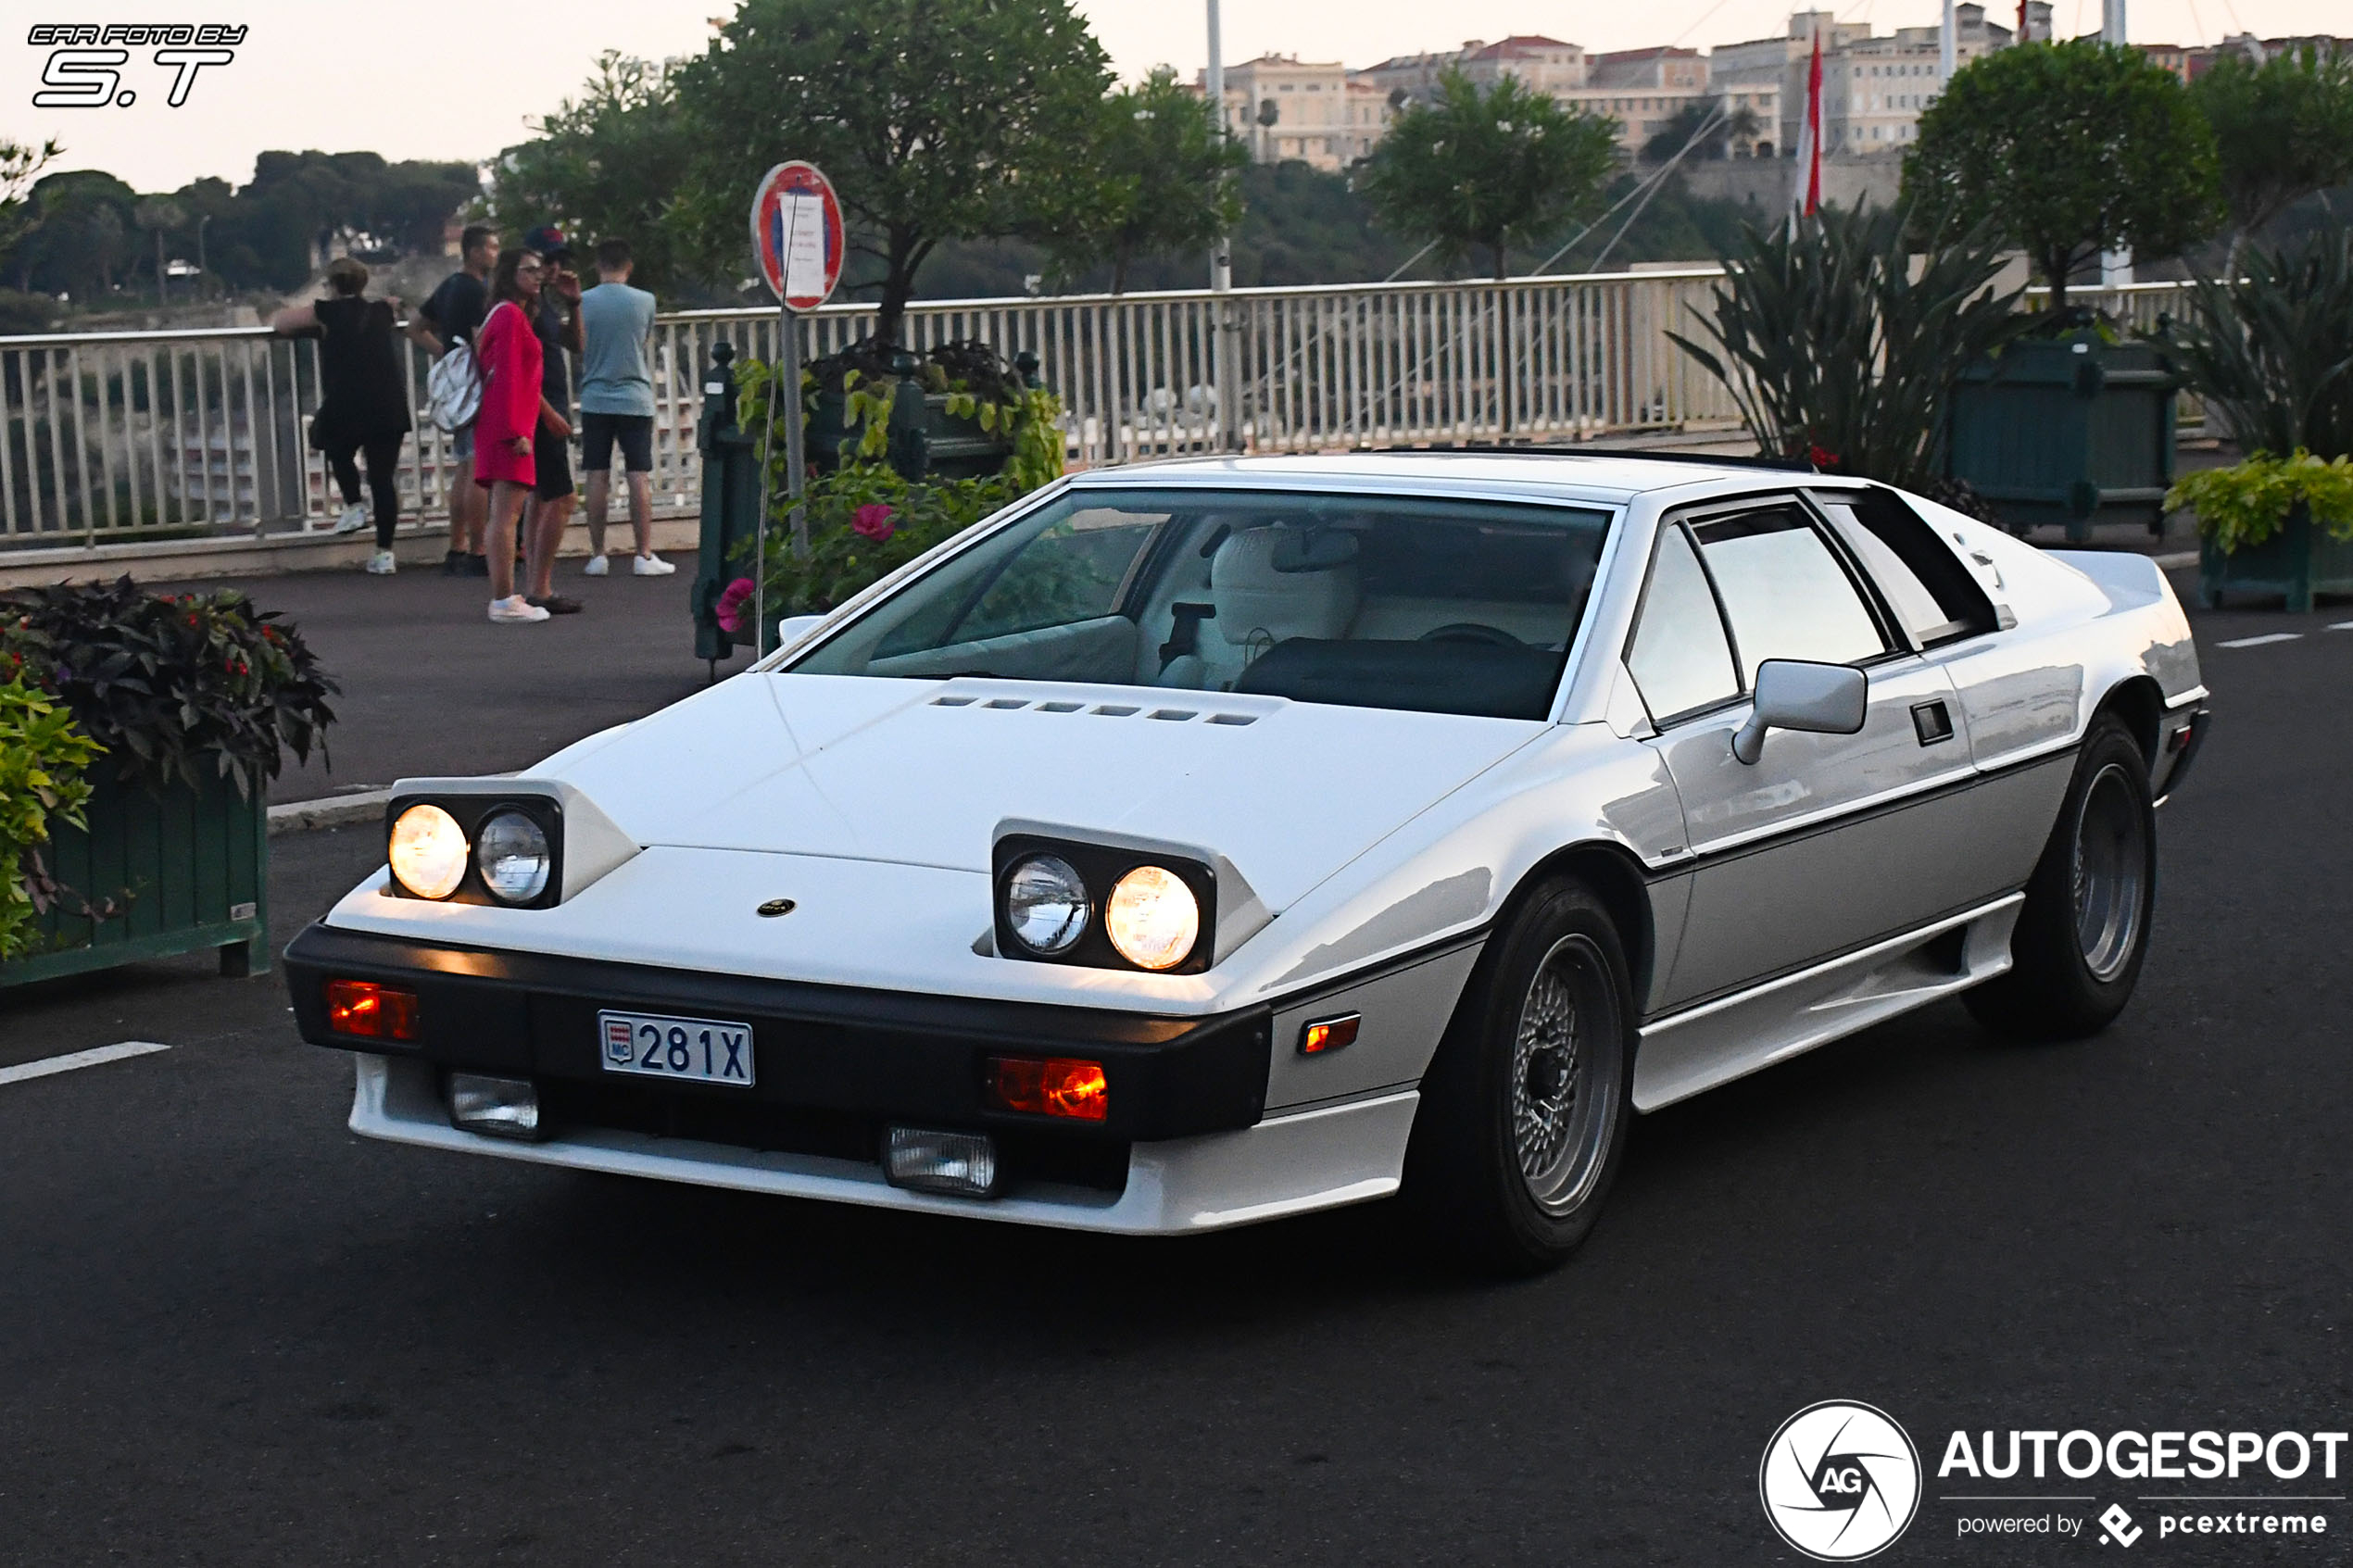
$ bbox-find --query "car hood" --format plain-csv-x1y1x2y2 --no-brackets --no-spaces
539,673,1546,911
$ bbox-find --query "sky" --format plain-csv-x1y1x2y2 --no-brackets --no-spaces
5,0,2345,194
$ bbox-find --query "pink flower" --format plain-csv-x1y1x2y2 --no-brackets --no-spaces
714,577,756,634
851,503,897,543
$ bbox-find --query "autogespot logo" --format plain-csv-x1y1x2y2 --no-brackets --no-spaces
1761,1401,1924,1561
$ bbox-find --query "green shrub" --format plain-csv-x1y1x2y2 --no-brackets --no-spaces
1668,204,2025,493
728,346,1057,621
2160,225,2353,461
2166,450,2353,555
0,674,102,960
0,579,336,796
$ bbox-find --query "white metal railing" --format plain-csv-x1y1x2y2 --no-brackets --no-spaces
0,272,2197,549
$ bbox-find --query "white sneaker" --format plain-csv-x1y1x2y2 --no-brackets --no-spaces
582,554,610,577
632,552,676,577
365,549,396,575
488,595,550,623
333,502,369,535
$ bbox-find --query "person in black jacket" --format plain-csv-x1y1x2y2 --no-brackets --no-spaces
273,257,414,574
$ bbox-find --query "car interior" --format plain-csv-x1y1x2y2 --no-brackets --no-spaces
788,490,1617,721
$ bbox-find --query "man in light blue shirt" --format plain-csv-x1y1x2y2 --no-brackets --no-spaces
576,238,672,576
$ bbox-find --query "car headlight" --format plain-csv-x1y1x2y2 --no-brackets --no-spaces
1004,854,1089,955
388,804,468,899
992,833,1226,974
1104,865,1201,971
475,810,552,905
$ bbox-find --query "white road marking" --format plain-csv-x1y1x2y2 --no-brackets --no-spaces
2330,621,2353,632
0,1040,170,1087
2215,633,2304,648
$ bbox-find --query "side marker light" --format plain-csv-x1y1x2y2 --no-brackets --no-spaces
1300,1013,1361,1055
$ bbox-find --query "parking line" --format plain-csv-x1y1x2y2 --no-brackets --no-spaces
0,1040,170,1087
2215,633,2304,648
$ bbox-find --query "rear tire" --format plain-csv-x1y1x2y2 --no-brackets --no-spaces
1404,879,1636,1274
1965,714,2157,1040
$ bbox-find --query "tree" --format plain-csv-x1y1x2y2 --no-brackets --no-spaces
1902,39,2221,308
673,0,1112,345
496,54,697,292
1642,98,1763,164
1028,67,1245,293
1355,70,1618,280
9,170,136,300
2189,45,2353,257
0,138,60,258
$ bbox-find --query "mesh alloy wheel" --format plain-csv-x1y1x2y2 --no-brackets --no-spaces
1509,933,1625,1216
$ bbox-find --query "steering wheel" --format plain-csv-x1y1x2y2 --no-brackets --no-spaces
1419,622,1523,648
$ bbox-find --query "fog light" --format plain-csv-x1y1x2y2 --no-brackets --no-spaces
448,1073,542,1140
883,1126,1000,1198
986,1055,1109,1121
327,979,418,1041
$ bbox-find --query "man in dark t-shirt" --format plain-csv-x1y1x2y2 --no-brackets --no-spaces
520,225,585,614
407,222,498,572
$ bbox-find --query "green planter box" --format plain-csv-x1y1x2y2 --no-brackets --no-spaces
1948,332,2178,542
2196,507,2353,612
0,766,268,988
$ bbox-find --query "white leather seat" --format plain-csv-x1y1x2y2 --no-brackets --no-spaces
1176,527,1359,690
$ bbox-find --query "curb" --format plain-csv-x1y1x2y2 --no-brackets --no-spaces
267,788,391,837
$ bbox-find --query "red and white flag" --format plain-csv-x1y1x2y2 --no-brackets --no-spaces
1790,28,1823,224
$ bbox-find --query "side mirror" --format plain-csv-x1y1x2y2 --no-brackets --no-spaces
774,614,825,653
1731,659,1868,764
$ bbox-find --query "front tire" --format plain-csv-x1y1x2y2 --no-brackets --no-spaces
1965,714,2157,1040
1404,880,1636,1274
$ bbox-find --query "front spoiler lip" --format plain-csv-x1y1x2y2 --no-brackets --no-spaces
283,922,1273,1142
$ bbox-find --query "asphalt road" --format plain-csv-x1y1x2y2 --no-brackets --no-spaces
149,557,724,804
1,582,2346,1566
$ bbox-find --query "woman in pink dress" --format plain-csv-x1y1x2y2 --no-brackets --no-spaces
475,248,553,623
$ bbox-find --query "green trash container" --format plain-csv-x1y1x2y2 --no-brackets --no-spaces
1947,332,2178,542
690,341,766,673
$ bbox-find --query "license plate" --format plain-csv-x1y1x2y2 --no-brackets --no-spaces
598,1010,756,1087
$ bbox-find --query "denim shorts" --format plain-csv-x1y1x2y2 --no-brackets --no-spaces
453,423,475,461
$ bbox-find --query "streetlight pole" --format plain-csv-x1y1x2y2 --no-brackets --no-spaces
1940,0,1956,82
1207,0,1240,452
2098,0,2133,286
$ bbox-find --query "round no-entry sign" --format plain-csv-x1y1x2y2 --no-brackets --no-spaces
749,161,843,312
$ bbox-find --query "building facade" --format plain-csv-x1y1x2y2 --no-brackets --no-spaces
1200,55,1389,170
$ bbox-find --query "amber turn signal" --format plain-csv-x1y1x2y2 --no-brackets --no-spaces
1299,1013,1361,1055
986,1055,1109,1122
327,979,419,1041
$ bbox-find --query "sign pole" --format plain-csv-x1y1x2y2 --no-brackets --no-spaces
783,304,808,562
747,157,844,657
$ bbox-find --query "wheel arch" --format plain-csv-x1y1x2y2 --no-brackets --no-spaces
1492,839,1657,1009
2095,674,2166,767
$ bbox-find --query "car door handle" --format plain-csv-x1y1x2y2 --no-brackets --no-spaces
1911,700,1955,746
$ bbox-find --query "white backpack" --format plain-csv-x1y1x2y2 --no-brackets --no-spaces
426,338,482,432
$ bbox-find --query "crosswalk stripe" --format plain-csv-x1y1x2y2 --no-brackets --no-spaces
0,1040,171,1087
2215,633,2304,648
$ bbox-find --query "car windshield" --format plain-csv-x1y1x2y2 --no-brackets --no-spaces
788,488,1615,721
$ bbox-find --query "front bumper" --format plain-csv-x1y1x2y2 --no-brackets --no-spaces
287,922,1418,1231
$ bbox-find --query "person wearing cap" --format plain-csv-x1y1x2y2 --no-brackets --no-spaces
408,223,497,575
273,257,412,575
518,224,585,615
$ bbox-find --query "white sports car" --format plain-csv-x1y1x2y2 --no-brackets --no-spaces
287,453,2208,1271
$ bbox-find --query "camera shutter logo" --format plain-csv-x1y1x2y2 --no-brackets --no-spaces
1759,1401,1922,1561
